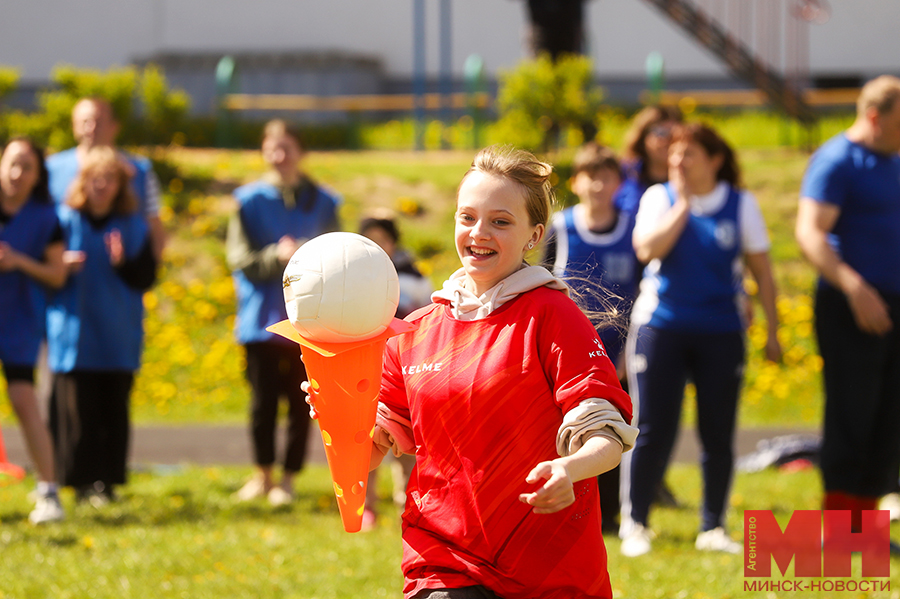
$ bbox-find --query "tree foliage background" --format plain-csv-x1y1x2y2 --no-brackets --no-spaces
0,64,190,150
493,53,604,151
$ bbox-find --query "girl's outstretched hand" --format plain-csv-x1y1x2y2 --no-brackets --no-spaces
300,380,318,420
518,460,575,514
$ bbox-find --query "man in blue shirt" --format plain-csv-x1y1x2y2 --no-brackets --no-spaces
46,97,166,263
796,75,900,541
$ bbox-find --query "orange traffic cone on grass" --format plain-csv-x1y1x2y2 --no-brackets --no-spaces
0,424,26,485
267,317,416,532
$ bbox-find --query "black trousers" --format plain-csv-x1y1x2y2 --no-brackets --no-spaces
627,324,744,531
244,342,310,472
49,370,133,488
816,285,900,497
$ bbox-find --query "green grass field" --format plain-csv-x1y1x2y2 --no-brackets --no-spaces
2,463,898,598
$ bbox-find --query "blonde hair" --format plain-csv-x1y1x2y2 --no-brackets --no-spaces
462,145,555,227
857,75,900,116
67,146,138,215
462,146,626,332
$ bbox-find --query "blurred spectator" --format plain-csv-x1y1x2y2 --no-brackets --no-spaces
616,105,684,513
621,123,780,557
0,138,67,523
358,211,433,530
227,120,340,506
615,105,683,215
46,97,166,263
360,212,434,320
542,142,637,533
48,146,156,506
796,75,900,541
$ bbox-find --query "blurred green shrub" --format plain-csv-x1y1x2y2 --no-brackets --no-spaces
0,64,190,150
0,67,20,101
494,53,604,151
137,64,191,146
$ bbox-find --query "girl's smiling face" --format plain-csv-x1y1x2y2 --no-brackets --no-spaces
455,170,543,296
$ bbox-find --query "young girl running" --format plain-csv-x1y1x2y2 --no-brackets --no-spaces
312,146,636,598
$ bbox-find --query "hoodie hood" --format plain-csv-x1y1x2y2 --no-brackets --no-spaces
432,264,569,321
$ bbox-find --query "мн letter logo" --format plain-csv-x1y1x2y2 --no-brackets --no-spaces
744,510,890,578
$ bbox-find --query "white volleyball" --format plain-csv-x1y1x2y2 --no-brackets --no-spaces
282,232,400,343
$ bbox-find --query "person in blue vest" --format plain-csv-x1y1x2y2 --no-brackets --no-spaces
227,119,341,506
796,75,900,546
542,142,637,533
47,146,156,506
545,143,636,369
614,105,682,216
0,138,68,523
46,97,166,263
358,211,434,530
620,123,781,556
616,107,686,512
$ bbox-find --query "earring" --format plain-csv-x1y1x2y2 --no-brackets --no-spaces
527,242,534,249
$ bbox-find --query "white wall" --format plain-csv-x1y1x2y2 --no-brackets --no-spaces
0,0,157,80
2,0,898,84
808,0,900,74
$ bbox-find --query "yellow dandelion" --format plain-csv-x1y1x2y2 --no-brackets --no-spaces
804,354,824,372
143,292,158,311
744,277,758,296
168,178,184,194
159,205,175,225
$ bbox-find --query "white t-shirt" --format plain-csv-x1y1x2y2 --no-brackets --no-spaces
634,182,771,254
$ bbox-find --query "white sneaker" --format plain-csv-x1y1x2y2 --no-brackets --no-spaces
695,527,741,553
267,486,293,506
621,523,654,557
29,494,65,524
879,493,900,521
234,477,267,502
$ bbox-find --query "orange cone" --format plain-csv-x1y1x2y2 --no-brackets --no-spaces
0,425,26,485
267,318,416,532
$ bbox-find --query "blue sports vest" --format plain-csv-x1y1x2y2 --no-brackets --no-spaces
232,180,340,344
550,207,638,358
0,198,60,366
645,183,744,332
47,206,148,372
614,165,648,215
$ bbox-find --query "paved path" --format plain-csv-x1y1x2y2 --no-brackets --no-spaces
0,424,816,470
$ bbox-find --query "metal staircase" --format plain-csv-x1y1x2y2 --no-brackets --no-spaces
640,0,829,125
